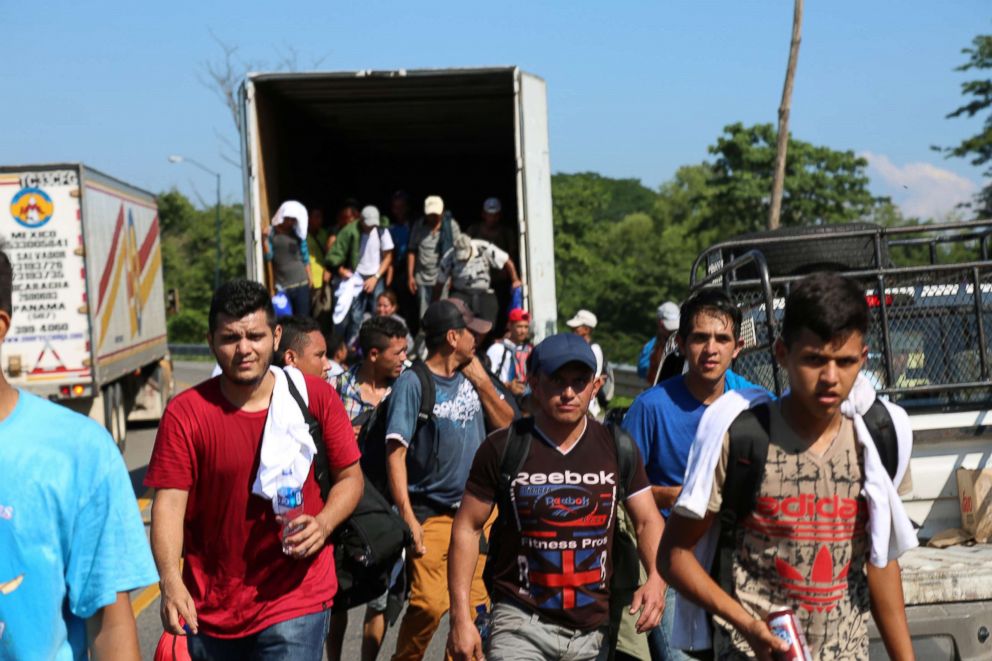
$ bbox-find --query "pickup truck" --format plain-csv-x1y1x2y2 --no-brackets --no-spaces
691,220,992,660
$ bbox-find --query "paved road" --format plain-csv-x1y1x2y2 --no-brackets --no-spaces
126,361,449,660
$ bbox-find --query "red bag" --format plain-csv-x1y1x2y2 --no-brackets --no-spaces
153,630,192,661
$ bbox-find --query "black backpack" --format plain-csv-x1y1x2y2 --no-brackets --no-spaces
713,400,899,579
284,374,412,611
484,418,641,661
357,360,436,504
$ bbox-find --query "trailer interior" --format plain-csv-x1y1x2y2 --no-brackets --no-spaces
248,69,522,241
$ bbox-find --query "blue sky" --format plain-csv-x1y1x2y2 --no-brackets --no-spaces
1,1,987,219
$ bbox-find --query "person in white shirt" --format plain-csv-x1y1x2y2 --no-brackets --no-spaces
485,308,533,399
434,234,521,327
330,205,394,345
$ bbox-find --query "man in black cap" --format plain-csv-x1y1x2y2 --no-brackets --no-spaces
447,333,667,661
386,299,515,661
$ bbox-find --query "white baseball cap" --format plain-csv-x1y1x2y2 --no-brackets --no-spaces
565,309,598,329
424,195,444,216
361,205,380,227
657,301,680,332
483,197,502,214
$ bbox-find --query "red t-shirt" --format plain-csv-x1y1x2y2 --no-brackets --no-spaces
144,374,360,637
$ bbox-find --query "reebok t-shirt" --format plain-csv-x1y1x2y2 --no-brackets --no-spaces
144,374,359,638
465,418,650,631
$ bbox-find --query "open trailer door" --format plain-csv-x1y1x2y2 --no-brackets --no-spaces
516,70,557,341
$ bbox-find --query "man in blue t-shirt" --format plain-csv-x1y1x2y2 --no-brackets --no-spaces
0,248,158,659
622,289,763,661
385,298,515,661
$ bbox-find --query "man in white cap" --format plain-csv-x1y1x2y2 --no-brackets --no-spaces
433,234,522,326
566,309,612,417
408,195,462,320
638,301,680,386
327,204,394,345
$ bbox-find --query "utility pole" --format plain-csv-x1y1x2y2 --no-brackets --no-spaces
769,0,803,231
168,155,223,289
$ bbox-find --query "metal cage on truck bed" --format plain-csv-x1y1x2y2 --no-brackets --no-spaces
691,220,992,411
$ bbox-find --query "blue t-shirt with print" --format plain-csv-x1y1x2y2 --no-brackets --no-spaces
621,370,765,517
385,367,486,509
0,391,158,659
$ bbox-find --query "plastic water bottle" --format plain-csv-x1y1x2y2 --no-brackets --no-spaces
474,603,491,643
272,468,304,553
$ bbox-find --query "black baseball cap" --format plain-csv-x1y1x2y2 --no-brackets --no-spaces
422,299,492,336
528,333,597,376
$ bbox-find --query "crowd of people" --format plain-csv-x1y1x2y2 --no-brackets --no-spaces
0,235,919,660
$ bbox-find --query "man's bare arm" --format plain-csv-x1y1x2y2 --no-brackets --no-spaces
386,439,425,555
462,356,514,429
446,493,495,661
623,489,667,632
659,512,787,659
867,559,915,660
652,485,682,510
150,488,198,635
87,592,140,661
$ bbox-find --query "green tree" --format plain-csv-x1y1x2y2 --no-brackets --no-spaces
708,123,884,235
941,33,992,217
158,189,246,342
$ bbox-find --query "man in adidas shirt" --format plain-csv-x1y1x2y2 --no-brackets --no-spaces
447,333,666,661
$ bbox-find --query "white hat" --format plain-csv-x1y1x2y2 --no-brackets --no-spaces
361,205,380,227
424,195,444,216
565,309,598,329
483,197,502,213
657,301,680,332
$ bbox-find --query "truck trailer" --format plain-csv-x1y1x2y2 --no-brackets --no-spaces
0,164,173,451
238,67,557,339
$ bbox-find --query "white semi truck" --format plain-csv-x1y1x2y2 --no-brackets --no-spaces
238,67,558,339
0,164,173,450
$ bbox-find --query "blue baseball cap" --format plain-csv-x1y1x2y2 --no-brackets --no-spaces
529,333,597,376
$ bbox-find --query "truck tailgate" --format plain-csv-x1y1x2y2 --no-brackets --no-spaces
900,545,992,605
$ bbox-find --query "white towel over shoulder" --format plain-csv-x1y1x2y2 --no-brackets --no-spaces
252,366,318,503
670,375,917,651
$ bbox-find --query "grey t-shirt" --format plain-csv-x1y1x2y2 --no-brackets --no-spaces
410,217,462,286
270,233,309,289
384,366,485,508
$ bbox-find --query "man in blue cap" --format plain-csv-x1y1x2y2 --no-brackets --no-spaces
447,333,667,661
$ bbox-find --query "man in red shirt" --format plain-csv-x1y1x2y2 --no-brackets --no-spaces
145,279,363,660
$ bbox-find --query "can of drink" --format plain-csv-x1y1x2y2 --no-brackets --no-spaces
766,608,812,661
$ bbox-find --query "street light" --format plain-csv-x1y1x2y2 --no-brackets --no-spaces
168,155,222,290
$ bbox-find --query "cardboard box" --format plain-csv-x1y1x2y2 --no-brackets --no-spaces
956,467,992,543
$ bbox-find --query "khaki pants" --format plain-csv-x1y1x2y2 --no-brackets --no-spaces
391,513,490,661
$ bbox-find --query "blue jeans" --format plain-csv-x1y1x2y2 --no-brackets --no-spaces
186,609,330,661
283,284,311,318
334,276,384,346
647,587,694,661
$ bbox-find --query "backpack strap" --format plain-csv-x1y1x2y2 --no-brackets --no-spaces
483,419,533,596
408,360,436,423
719,404,772,549
606,421,638,503
862,400,898,480
284,372,332,502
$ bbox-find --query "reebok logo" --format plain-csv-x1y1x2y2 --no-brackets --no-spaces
513,471,616,487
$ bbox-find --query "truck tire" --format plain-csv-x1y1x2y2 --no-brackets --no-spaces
103,382,127,453
725,222,889,278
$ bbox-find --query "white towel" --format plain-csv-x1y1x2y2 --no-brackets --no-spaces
671,374,916,651
271,200,309,243
332,273,365,325
251,366,318,504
